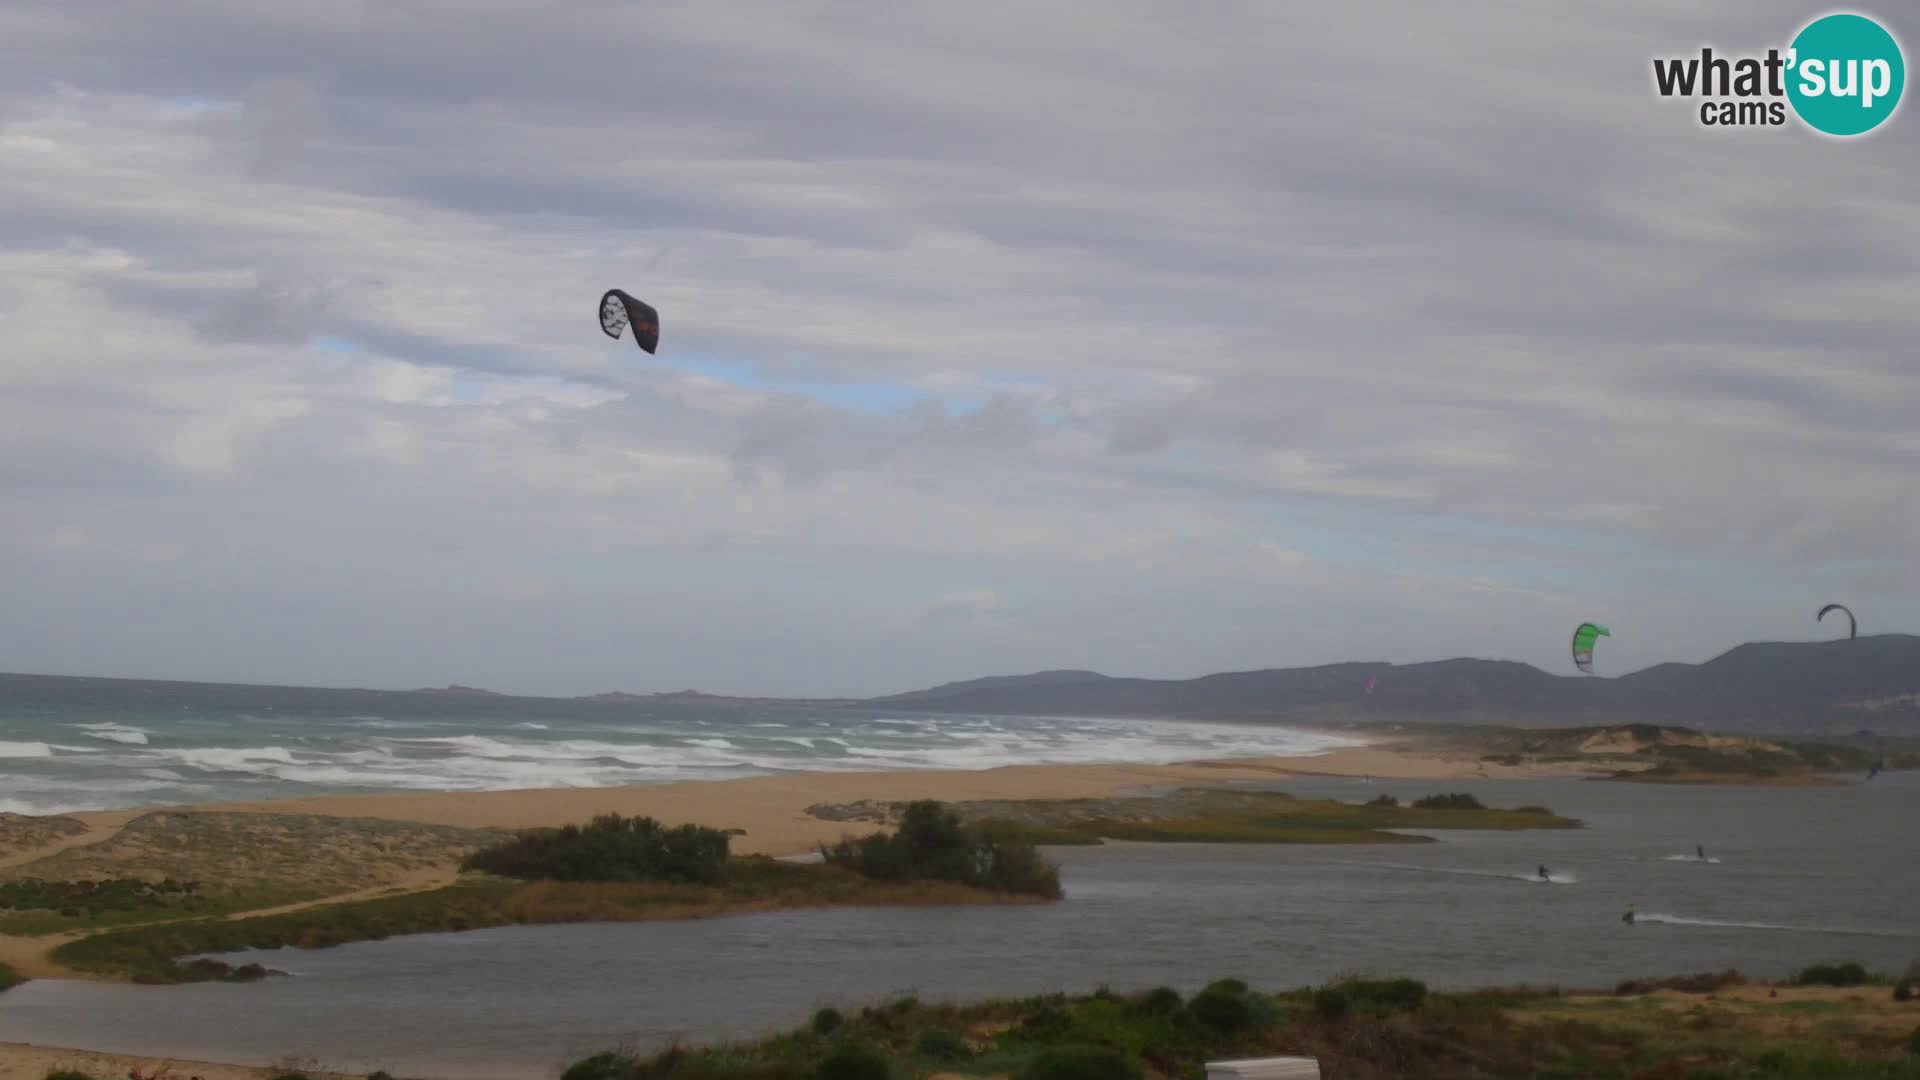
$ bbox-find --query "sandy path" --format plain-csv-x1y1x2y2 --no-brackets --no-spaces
0,811,143,870
0,866,463,981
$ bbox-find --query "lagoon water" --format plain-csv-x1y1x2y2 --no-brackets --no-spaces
5,773,1915,1080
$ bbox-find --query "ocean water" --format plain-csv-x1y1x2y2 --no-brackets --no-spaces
0,704,1361,815
5,773,1915,1079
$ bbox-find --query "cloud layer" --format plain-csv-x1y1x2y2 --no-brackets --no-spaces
3,2,1916,695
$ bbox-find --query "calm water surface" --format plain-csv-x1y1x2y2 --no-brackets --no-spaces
4,774,1914,1079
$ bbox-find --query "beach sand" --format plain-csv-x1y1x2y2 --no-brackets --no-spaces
48,740,1591,859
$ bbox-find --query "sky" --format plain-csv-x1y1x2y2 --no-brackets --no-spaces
1,2,1916,698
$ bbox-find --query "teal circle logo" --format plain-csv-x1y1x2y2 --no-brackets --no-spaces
1786,13,1905,136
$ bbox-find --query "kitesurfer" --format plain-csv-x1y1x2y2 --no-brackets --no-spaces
1622,904,1636,925
1537,864,1550,881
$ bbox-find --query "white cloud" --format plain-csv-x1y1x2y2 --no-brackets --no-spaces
0,1,1915,694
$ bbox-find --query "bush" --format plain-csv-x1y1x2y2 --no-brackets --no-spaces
1790,961,1870,988
46,1072,98,1080
1411,793,1484,811
913,1028,969,1062
1895,982,1913,1003
1909,1026,1920,1056
462,814,731,884
1365,794,1399,807
1134,987,1183,1015
1190,987,1253,1034
1616,971,1745,996
1202,977,1249,996
1313,988,1349,1021
816,1043,890,1080
819,801,1061,898
811,1008,845,1035
1018,1045,1141,1080
560,1051,638,1080
0,963,24,994
1336,977,1427,1015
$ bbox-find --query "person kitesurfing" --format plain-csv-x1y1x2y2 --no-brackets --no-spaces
1697,844,1706,861
1537,864,1550,881
1622,904,1636,925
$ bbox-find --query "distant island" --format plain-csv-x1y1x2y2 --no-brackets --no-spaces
5,634,1920,736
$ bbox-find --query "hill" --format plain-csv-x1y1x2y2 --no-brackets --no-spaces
4,635,1918,736
856,636,1920,736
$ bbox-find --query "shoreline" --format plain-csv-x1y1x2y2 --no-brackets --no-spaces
45,738,1581,860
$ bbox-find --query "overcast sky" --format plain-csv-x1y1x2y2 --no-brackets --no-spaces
2,2,1916,697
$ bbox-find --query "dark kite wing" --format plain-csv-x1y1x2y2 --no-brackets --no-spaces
599,289,659,355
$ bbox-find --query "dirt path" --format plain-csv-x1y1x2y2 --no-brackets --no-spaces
0,865,463,981
0,811,141,870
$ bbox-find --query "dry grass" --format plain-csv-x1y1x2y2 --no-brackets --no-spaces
0,814,90,861
0,811,508,898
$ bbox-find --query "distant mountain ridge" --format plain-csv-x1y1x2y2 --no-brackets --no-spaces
856,636,1920,735
2,635,1916,735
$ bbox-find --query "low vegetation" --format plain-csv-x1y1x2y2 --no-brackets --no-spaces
810,788,1579,849
53,804,1061,983
0,961,24,993
820,800,1062,898
554,967,1920,1080
461,814,733,884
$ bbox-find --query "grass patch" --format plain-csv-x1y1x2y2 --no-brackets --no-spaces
0,961,24,993
814,788,1580,850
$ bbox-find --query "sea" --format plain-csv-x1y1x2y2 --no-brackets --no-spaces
0,702,1361,816
1,704,1916,1079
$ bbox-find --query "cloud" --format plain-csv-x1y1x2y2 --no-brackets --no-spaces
0,1,1916,695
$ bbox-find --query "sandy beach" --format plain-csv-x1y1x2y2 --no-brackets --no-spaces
50,739,1587,859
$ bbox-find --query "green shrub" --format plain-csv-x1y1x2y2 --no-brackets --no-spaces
1895,982,1914,1003
0,963,24,994
811,1008,845,1035
1018,1045,1141,1080
913,1028,970,1062
1134,987,1183,1015
1021,1004,1073,1037
1313,988,1349,1021
1909,1026,1920,1056
367,1073,396,1080
1790,961,1870,988
816,1043,890,1080
560,1051,638,1080
1202,977,1248,996
1190,987,1253,1034
1338,977,1428,1015
819,801,1061,898
1365,794,1399,807
462,814,731,884
1411,793,1484,810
